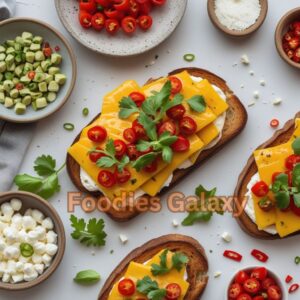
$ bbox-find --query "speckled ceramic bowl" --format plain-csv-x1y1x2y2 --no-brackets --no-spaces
0,18,76,123
55,0,187,56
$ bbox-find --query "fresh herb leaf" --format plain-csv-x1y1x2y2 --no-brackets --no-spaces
275,191,290,209
70,215,107,247
294,193,300,208
138,111,157,141
118,96,140,119
151,250,169,276
148,289,166,300
293,164,300,188
136,140,152,152
187,95,206,112
158,131,178,146
137,276,159,294
34,155,56,176
14,155,64,200
292,137,300,155
132,152,158,171
172,252,189,271
162,146,173,163
163,93,184,113
182,185,217,226
74,270,100,284
105,139,116,156
96,157,116,169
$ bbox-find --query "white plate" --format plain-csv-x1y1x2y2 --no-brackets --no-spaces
55,0,187,57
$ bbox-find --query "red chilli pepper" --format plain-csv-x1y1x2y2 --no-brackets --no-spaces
270,119,279,128
223,250,243,262
251,249,269,263
289,283,299,294
285,275,293,283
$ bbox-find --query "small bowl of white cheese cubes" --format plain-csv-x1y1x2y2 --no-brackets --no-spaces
0,18,76,123
0,191,65,290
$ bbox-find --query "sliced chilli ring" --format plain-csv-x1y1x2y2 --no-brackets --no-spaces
183,53,195,62
64,123,75,131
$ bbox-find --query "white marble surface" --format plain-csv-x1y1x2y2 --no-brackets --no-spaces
3,0,300,299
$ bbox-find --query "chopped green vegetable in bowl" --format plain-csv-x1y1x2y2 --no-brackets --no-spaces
0,18,76,123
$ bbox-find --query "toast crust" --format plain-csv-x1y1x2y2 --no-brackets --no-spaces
66,67,248,222
98,234,209,300
234,112,300,240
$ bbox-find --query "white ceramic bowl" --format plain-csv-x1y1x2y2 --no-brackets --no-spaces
224,266,287,300
0,18,77,123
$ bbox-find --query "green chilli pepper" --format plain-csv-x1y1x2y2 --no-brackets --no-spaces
20,243,34,257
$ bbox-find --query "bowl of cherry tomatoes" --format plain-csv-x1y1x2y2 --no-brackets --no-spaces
55,0,187,56
275,8,300,69
226,266,287,300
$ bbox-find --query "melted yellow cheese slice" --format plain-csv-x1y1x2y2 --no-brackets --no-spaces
108,250,189,300
253,119,300,237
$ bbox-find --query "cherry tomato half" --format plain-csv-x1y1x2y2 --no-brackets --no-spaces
138,15,153,30
91,13,106,31
151,0,166,6
179,116,197,136
79,11,93,28
132,119,147,139
88,126,107,143
237,294,252,300
285,154,300,170
267,285,282,300
165,283,182,300
123,128,137,143
43,47,52,58
169,76,183,94
243,278,261,294
129,91,146,107
118,278,135,296
15,83,24,91
127,144,141,160
250,267,267,281
89,147,105,163
166,104,186,121
143,159,158,173
228,283,243,299
114,139,127,157
105,19,120,34
251,181,269,197
158,120,177,136
290,197,300,216
121,16,137,34
171,135,190,152
98,170,116,188
235,271,249,284
114,167,131,184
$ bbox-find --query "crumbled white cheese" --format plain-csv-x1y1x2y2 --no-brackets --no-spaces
253,91,260,99
272,98,282,105
241,54,250,65
240,84,245,89
260,79,266,86
119,234,128,244
248,101,255,107
214,271,222,278
172,219,179,228
221,232,232,243
249,70,255,76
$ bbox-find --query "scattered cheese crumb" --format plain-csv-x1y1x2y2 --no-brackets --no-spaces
248,101,255,107
241,54,250,65
260,79,266,86
272,98,282,105
214,271,222,278
91,251,95,256
119,234,128,244
253,91,260,99
172,219,179,228
249,70,255,76
221,232,232,243
240,84,245,89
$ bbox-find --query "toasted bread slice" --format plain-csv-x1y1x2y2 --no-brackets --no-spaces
98,234,209,300
234,112,300,239
66,67,247,222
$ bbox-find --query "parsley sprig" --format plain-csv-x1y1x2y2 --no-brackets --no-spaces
14,155,64,199
90,139,130,172
151,249,189,276
70,215,107,247
137,276,166,300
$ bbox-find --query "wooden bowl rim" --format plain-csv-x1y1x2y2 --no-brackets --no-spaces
0,191,66,291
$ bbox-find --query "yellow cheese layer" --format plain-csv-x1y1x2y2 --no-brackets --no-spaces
253,119,300,237
108,250,189,300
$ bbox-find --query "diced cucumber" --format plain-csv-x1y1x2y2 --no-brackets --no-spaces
30,43,41,51
3,80,14,92
22,95,32,106
31,101,37,111
48,67,60,75
5,72,14,80
36,97,47,109
33,72,45,83
35,51,45,62
14,43,22,51
12,77,20,85
23,39,32,47
0,53,6,61
47,92,57,102
55,74,67,85
14,98,21,104
48,81,59,92
5,40,15,47
33,36,43,44
4,97,14,108
0,85,4,92
51,53,62,65
0,61,6,73
20,75,31,84
0,92,5,103
15,53,23,63
22,32,33,40
6,47,15,55
25,52,35,63
14,102,26,114
14,65,24,77
33,62,41,69
45,74,53,84
31,92,42,99
0,45,6,53
28,82,38,91
0,73,3,82
15,36,24,45
10,89,19,99
5,54,14,66
7,63,16,72
19,88,31,96
24,62,33,71
41,60,51,72
35,66,43,73
38,82,47,92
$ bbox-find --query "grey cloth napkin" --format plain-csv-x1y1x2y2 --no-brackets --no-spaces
0,121,36,191
0,0,35,192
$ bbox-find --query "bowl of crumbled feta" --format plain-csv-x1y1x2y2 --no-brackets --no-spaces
0,191,65,290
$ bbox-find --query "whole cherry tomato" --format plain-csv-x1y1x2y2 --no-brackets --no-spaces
91,13,106,30
169,76,182,94
118,278,135,296
98,170,116,188
87,126,107,143
171,135,190,152
114,139,127,157
129,91,146,107
114,168,131,184
123,128,137,143
251,181,269,197
179,116,197,136
166,104,186,121
158,120,177,136
262,277,276,290
138,15,153,30
89,147,106,163
165,283,182,300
